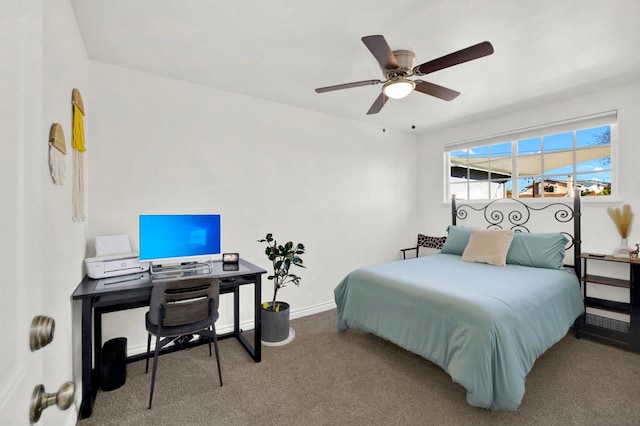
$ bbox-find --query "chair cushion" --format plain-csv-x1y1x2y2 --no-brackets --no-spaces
417,234,447,249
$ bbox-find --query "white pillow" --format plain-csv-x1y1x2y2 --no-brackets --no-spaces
461,229,514,267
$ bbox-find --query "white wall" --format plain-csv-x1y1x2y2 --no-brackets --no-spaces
88,62,418,353
42,0,89,424
417,78,640,320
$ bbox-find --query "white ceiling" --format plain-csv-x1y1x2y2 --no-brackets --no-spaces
70,0,640,133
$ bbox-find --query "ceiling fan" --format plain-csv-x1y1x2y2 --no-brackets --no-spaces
315,35,494,115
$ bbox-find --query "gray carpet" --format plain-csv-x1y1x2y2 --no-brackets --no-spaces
78,309,640,426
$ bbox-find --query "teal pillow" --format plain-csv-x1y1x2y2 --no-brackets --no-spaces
441,226,471,255
506,232,568,269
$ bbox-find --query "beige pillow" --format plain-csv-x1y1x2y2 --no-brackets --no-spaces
461,229,514,267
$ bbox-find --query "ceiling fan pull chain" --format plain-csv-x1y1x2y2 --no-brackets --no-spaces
382,109,386,133
412,97,416,130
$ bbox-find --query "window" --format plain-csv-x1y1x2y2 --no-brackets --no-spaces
446,112,615,200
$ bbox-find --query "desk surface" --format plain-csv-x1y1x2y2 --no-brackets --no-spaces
72,258,266,299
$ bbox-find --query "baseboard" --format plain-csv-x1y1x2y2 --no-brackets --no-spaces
127,300,336,356
290,300,336,320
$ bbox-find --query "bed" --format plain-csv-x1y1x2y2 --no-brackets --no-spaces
334,195,585,410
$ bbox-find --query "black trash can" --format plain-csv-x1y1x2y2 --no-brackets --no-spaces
101,337,127,391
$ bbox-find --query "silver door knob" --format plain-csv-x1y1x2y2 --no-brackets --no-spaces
29,381,74,424
30,315,55,351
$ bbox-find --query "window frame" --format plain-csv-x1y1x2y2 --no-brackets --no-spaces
443,111,617,203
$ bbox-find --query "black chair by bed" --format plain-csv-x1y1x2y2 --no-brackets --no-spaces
145,276,223,409
401,234,447,259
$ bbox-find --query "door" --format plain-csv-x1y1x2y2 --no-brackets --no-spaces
0,1,45,423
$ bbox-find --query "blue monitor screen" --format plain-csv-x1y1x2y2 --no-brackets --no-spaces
139,214,221,263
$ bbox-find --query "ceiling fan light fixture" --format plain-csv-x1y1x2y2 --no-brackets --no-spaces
382,79,415,99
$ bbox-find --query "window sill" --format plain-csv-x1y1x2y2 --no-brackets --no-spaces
441,196,622,208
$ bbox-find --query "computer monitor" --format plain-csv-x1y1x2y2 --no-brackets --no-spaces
139,214,221,266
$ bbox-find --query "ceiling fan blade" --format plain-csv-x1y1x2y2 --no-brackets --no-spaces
414,80,460,101
315,79,383,93
413,41,494,75
362,35,399,70
366,93,389,115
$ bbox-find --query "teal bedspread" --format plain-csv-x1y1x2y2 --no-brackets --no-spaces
334,253,584,410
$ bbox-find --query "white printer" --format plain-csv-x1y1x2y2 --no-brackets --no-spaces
85,252,149,279
85,235,150,279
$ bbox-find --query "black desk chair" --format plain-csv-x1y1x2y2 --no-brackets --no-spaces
145,277,223,409
400,234,447,259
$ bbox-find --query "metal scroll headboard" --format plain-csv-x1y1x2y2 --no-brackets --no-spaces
451,191,582,276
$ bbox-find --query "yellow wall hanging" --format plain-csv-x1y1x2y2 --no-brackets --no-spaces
72,88,86,222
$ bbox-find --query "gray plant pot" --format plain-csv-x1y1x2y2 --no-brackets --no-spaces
261,301,290,343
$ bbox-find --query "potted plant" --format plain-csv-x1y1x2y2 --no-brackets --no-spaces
257,233,305,343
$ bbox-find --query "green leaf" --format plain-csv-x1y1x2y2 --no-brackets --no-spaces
258,232,305,292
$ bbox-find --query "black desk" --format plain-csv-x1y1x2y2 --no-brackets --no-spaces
72,258,266,419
